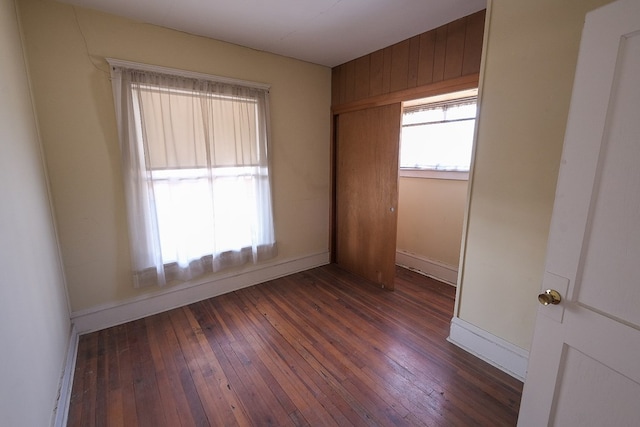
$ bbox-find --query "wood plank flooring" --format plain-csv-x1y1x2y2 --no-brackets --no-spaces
68,265,523,426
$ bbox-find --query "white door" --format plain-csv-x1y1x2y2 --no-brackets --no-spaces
518,0,640,425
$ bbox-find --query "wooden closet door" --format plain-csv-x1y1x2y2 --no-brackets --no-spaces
335,103,401,289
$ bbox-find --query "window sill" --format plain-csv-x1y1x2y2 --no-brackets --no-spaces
399,169,469,181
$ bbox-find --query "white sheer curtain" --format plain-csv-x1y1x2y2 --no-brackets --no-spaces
110,63,276,287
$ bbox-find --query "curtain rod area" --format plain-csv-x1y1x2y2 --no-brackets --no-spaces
106,58,271,91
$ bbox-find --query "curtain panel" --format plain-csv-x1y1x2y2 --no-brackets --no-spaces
110,63,276,288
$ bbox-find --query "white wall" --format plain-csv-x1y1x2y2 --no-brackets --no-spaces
457,0,615,351
397,176,467,282
0,0,71,425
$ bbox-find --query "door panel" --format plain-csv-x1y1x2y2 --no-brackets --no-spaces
576,30,640,326
335,103,401,289
552,346,640,427
518,0,640,425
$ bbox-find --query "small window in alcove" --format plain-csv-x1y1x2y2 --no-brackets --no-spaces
400,89,478,179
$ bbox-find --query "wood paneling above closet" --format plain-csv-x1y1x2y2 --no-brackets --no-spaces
331,10,485,108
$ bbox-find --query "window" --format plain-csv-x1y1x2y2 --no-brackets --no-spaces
110,60,276,287
400,90,477,178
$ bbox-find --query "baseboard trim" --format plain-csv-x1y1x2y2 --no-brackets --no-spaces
72,252,330,334
53,325,79,427
447,316,528,382
396,250,458,286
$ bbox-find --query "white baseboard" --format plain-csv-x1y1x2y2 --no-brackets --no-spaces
72,252,330,334
53,325,79,427
447,316,528,381
396,250,458,286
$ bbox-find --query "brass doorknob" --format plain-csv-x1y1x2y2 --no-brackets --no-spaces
538,289,562,306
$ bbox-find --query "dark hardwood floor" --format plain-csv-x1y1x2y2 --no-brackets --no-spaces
68,264,522,426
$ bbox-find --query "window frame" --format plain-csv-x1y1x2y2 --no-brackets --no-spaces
400,89,478,180
108,58,276,287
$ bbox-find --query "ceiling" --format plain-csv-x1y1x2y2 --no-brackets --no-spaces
58,0,486,67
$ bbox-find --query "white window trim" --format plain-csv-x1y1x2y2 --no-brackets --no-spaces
399,168,469,181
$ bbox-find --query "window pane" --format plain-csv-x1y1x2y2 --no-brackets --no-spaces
400,119,475,171
135,85,261,169
400,98,476,171
152,168,260,265
153,175,216,264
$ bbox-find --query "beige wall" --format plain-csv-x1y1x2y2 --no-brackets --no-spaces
0,0,71,424
397,177,467,267
18,0,331,312
457,0,615,350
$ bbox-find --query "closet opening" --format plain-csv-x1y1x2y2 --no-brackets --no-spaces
396,88,478,286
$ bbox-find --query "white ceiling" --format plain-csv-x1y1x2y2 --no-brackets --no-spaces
58,0,486,67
